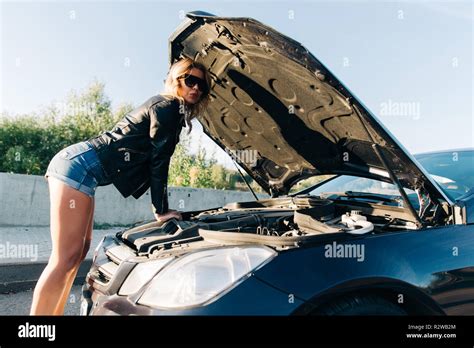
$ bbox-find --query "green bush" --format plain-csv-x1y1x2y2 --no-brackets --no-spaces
168,136,219,189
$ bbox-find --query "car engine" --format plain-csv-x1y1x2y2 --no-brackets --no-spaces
118,194,418,255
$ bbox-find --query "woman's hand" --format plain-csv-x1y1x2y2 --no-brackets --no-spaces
154,209,183,223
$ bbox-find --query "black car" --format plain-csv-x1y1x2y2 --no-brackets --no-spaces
80,12,474,316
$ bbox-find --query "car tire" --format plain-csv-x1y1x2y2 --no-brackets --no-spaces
316,295,407,315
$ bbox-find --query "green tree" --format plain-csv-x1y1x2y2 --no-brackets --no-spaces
210,164,229,189
168,133,218,189
0,81,131,175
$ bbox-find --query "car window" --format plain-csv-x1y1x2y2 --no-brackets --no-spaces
291,151,473,202
302,175,418,209
288,175,335,194
309,175,402,196
414,151,474,200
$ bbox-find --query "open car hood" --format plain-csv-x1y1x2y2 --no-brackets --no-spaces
168,11,451,205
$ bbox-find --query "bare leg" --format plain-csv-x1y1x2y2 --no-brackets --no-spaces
54,199,95,315
30,177,93,315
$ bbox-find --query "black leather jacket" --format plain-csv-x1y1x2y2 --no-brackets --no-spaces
87,94,185,214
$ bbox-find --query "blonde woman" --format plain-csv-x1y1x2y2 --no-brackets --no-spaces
30,57,211,315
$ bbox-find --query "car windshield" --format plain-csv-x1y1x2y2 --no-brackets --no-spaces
291,150,474,201
415,150,474,200
308,176,407,198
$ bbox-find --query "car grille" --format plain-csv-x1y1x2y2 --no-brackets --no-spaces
88,235,136,293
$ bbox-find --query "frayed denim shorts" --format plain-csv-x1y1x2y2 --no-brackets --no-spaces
44,141,111,197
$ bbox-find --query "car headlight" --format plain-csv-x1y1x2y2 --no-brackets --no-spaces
119,257,173,296
137,246,276,309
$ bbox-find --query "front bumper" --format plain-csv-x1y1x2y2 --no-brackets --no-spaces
81,274,303,315
80,230,304,316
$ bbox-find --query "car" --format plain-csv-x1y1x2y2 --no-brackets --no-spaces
80,11,474,316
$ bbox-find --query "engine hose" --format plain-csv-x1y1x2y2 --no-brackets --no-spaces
345,219,374,235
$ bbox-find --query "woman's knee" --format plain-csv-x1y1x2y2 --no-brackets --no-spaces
80,239,92,262
50,247,84,272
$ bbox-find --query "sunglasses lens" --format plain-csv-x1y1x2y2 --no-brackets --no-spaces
183,75,208,93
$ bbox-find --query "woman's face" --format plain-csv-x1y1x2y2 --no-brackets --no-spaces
177,67,206,105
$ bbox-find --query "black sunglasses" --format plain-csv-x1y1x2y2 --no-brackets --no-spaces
179,74,208,94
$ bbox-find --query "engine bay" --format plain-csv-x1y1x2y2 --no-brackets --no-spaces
193,194,418,237
119,194,422,255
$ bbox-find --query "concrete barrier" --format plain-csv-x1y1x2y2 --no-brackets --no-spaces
0,172,268,227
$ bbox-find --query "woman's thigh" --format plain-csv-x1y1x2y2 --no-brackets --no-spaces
47,177,93,266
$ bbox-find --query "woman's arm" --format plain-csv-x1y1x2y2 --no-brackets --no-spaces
148,100,181,218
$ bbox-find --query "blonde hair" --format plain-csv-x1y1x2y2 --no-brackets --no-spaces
161,57,211,134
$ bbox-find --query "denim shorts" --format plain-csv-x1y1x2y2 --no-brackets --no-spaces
44,141,112,197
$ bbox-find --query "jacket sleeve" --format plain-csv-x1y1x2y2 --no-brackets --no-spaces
148,100,179,215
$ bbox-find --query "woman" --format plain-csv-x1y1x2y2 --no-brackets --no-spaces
30,57,211,315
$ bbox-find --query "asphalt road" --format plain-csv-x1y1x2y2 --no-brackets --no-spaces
0,285,82,315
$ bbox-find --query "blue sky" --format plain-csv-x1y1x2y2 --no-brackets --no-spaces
1,0,472,168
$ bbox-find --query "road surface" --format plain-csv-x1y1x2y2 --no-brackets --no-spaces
0,285,82,315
